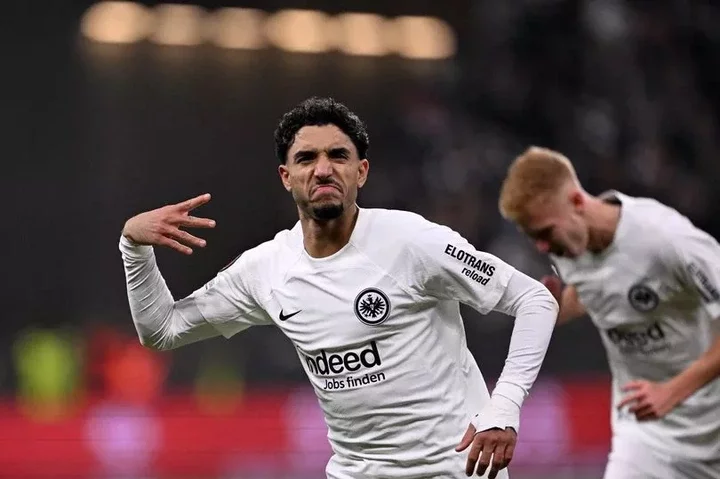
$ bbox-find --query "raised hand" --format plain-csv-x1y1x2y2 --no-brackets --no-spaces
122,193,216,255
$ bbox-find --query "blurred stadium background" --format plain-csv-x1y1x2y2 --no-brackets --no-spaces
5,0,720,477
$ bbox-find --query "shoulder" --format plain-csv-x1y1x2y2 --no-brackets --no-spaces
612,193,718,274
222,224,302,275
353,207,454,264
361,207,434,230
354,208,463,262
355,207,504,269
359,208,456,241
627,195,685,229
624,195,703,249
606,192,686,251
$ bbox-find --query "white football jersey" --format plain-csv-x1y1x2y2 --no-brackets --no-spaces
551,191,720,461
189,208,517,478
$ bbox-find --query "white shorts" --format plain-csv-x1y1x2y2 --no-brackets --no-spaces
603,434,720,479
325,453,510,479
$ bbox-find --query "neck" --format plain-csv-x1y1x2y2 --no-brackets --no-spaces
584,195,621,253
300,204,359,258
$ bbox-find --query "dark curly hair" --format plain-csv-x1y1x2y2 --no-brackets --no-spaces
274,97,370,163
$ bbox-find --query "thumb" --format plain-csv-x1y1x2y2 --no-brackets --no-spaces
455,424,475,452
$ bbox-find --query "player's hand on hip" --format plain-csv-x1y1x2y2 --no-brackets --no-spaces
122,193,216,255
456,424,516,478
617,379,678,421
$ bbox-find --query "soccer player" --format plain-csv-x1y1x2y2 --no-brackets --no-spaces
498,146,720,478
119,97,559,479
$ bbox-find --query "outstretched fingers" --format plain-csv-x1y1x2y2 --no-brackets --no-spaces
157,236,193,255
178,193,212,212
181,215,216,229
169,228,207,249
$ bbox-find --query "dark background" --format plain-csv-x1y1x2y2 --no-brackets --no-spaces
2,1,719,476
6,0,720,391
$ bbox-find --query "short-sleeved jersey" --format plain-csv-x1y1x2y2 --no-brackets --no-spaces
551,191,720,461
189,208,516,478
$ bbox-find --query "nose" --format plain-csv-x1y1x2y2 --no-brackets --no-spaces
314,154,333,179
534,239,550,253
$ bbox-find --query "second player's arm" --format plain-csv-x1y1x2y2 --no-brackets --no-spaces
541,275,586,325
659,222,720,407
620,219,720,419
663,334,720,409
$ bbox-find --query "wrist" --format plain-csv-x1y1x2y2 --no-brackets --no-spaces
491,381,526,409
121,232,137,244
121,221,137,243
666,374,696,405
472,394,521,434
119,234,153,257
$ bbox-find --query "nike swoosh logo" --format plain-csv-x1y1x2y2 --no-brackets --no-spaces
279,309,302,321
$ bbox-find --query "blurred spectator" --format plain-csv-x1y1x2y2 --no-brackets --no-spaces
12,327,82,421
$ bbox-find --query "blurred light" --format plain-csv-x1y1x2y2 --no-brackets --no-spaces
13,329,80,421
265,9,332,53
80,1,152,44
204,8,266,50
149,4,205,46
78,5,458,61
390,16,456,60
194,352,243,415
330,13,389,57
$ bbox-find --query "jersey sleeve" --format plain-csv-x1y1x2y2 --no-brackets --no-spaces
663,222,720,320
407,220,515,314
189,252,274,338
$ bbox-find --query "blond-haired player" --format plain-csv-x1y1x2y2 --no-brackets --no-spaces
498,147,720,478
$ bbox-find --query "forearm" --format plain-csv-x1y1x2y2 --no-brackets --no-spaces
120,235,219,350
493,271,559,408
556,285,585,325
667,332,720,403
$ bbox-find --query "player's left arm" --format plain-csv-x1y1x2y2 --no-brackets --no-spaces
619,222,720,420
408,221,558,477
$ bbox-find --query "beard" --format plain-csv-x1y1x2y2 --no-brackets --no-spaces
311,201,344,220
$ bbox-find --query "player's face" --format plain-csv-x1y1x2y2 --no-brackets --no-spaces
278,124,369,221
520,192,589,258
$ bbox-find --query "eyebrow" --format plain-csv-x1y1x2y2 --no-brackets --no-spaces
293,149,316,162
329,146,350,155
292,146,352,162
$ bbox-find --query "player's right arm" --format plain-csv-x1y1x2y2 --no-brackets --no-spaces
540,275,586,325
120,193,270,350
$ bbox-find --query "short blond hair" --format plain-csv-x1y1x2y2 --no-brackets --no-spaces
498,146,579,222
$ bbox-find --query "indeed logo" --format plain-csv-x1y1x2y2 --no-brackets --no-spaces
303,341,382,376
606,322,667,353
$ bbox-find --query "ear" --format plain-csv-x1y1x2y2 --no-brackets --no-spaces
569,188,585,212
278,163,292,192
357,159,369,189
